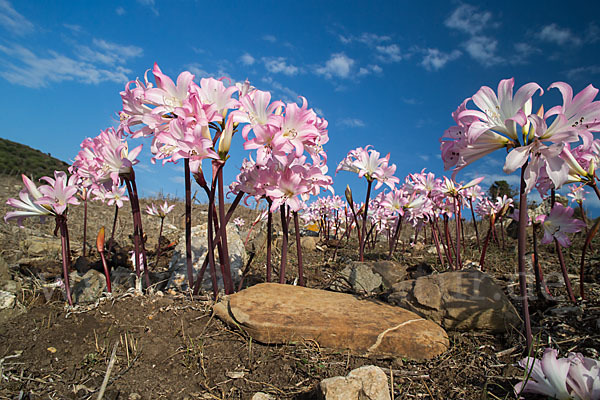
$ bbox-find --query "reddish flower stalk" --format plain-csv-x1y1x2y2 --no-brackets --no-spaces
82,192,88,257
430,220,445,267
266,199,273,283
155,216,165,263
293,211,304,286
388,215,403,259
279,205,289,284
579,217,600,299
517,163,533,351
184,159,194,290
216,162,234,294
359,179,373,261
468,198,481,250
108,204,118,253
455,198,462,269
125,175,150,289
479,215,495,271
56,216,73,306
549,189,576,303
96,226,112,293
532,223,551,299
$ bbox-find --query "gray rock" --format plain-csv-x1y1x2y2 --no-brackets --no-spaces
319,365,391,400
331,261,383,294
111,266,136,289
19,237,61,258
70,270,107,303
251,393,275,400
389,269,520,333
300,236,318,251
0,290,16,309
370,261,409,289
168,224,246,292
0,256,9,281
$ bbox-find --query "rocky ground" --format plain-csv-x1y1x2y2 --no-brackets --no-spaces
1,174,599,399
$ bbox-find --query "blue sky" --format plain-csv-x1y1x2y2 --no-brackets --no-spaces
1,0,600,208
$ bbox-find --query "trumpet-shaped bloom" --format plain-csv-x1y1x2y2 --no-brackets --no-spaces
536,203,586,247
37,171,80,215
515,348,572,400
146,201,175,218
4,175,55,226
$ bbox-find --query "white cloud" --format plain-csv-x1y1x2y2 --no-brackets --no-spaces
538,23,582,46
63,24,83,33
78,39,143,65
401,97,421,105
263,34,276,43
357,64,382,76
115,6,126,16
0,43,133,88
240,52,255,66
137,0,158,16
375,44,402,62
445,4,494,35
418,154,430,162
262,57,299,76
339,32,391,46
463,36,500,66
261,76,299,102
338,118,365,128
185,63,231,80
0,0,34,35
315,53,354,79
566,65,600,81
421,48,461,70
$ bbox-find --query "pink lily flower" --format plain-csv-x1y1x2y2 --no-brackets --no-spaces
36,171,80,216
536,203,586,247
4,174,55,226
515,348,572,399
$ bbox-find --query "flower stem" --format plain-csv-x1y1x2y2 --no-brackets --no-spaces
293,211,304,286
468,198,481,250
216,163,233,294
359,180,373,261
279,205,289,284
184,159,194,290
129,173,150,289
155,217,164,264
517,163,533,351
83,195,88,257
108,205,118,253
266,199,273,283
57,216,73,306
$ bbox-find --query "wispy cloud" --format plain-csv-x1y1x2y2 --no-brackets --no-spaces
137,0,158,16
0,43,135,88
421,48,461,71
566,65,600,81
357,64,382,76
261,76,299,102
462,36,500,66
262,34,276,43
339,32,391,46
445,4,496,35
538,23,582,46
0,0,34,36
338,118,365,128
262,57,299,76
240,52,255,66
315,53,354,79
63,23,83,34
375,44,402,63
115,6,126,16
185,62,231,80
77,39,143,65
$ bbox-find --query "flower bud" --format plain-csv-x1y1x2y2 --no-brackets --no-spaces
96,226,105,253
345,185,353,205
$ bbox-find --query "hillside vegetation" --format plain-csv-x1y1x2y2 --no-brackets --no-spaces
0,137,70,179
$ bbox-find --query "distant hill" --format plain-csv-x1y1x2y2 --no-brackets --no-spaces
0,137,70,179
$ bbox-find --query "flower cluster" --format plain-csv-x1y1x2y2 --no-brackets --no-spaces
441,79,600,194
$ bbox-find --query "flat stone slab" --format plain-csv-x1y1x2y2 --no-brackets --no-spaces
213,283,449,360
